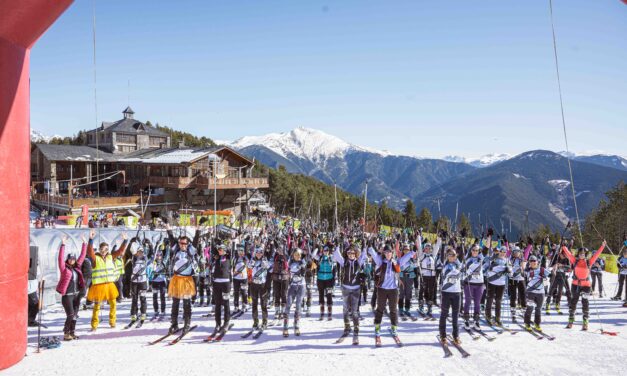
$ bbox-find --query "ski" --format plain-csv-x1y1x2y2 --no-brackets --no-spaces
480,319,504,334
150,314,160,322
335,330,351,344
463,327,481,341
400,311,408,322
533,329,556,341
252,327,265,339
203,327,220,342
516,323,543,340
123,320,137,330
495,323,519,335
241,328,255,339
211,323,234,342
447,335,470,358
388,329,403,347
406,312,418,322
437,335,453,358
471,328,496,341
169,325,198,345
147,328,181,346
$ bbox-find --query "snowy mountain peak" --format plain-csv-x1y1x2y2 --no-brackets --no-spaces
31,129,63,143
230,127,387,162
443,153,511,168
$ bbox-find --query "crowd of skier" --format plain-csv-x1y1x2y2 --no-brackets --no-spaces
51,217,627,354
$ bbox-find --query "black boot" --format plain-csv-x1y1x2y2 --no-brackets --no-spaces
327,305,333,321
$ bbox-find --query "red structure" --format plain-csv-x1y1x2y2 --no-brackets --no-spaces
0,0,74,369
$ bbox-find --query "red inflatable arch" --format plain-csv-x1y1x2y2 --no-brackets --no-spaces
0,0,74,370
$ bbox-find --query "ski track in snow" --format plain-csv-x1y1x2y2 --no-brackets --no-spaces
8,272,626,376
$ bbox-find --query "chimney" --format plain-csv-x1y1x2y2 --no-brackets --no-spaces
178,140,185,148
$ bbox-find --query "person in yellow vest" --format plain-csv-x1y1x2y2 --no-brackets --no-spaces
86,229,128,331
113,250,125,303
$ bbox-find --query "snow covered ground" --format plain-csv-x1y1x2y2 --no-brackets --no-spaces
7,272,626,376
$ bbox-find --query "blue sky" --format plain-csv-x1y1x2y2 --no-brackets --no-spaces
30,0,626,158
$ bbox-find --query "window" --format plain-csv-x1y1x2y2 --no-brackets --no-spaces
149,136,166,146
117,133,137,144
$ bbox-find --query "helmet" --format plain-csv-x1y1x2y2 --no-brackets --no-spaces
528,255,538,262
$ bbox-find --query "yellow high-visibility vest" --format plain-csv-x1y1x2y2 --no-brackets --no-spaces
114,258,124,278
92,254,117,285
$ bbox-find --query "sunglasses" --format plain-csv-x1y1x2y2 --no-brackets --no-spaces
179,242,188,246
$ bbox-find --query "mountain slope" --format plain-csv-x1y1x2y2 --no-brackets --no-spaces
415,150,627,236
233,128,475,208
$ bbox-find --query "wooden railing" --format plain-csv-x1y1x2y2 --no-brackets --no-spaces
194,177,269,189
147,176,194,189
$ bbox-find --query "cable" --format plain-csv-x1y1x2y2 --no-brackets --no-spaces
548,0,584,249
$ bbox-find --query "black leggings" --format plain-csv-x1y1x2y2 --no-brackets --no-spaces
508,280,526,309
374,288,398,326
61,294,80,334
233,279,248,308
524,292,544,325
546,276,570,307
130,282,147,317
250,283,268,321
152,281,167,313
486,283,505,320
569,284,590,321
213,281,231,326
439,291,460,338
317,279,334,307
272,279,288,307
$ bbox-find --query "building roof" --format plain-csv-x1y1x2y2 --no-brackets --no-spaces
90,118,169,137
35,144,119,162
34,144,253,166
120,147,221,164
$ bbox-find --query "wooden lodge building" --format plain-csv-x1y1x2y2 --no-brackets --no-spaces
30,108,269,218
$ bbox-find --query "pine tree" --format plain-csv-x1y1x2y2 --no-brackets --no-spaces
416,208,433,233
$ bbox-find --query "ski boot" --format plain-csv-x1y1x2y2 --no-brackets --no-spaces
261,317,268,329
555,304,562,315
418,300,424,313
485,315,494,326
374,324,382,346
495,317,503,327
464,320,471,331
169,324,179,335
473,314,481,330
282,319,289,337
63,333,74,341
327,305,333,321
611,295,620,301
510,308,517,321
70,320,79,340
294,316,301,336
534,323,542,332
319,306,325,321
524,323,532,331
582,318,589,331
545,304,550,315
343,321,351,336
252,318,259,330
390,325,398,337
565,318,574,329
453,336,462,345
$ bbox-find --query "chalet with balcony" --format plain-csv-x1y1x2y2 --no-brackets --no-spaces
31,121,268,218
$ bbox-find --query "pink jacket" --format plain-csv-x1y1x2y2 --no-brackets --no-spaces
56,243,87,295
